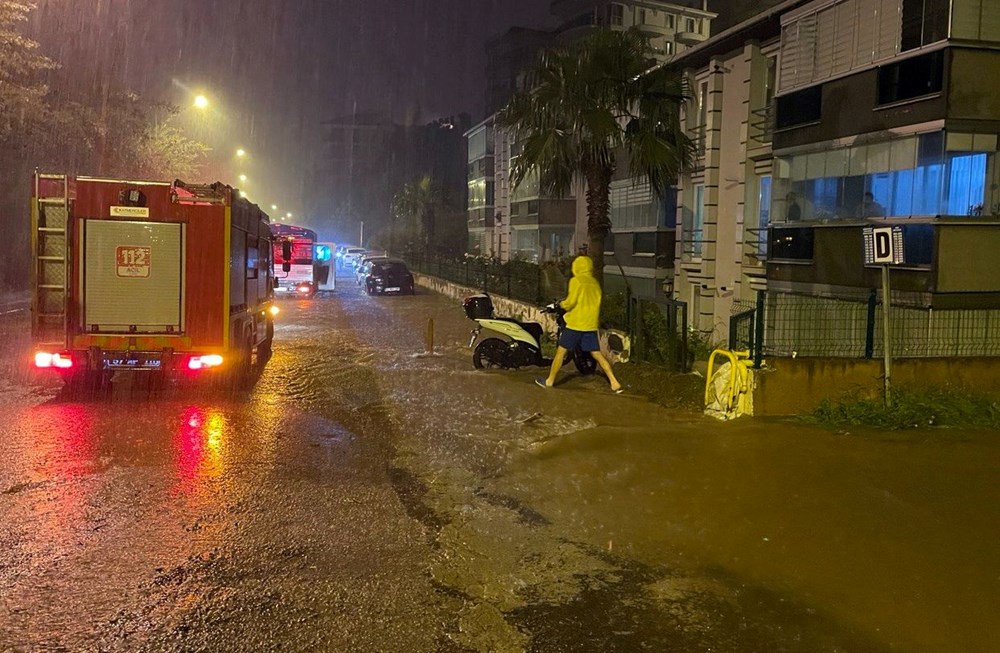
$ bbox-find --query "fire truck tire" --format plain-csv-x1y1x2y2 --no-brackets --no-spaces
258,319,274,361
236,334,254,382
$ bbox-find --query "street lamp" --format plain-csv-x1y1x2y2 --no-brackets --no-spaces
193,94,209,109
239,174,247,183
271,204,278,211
236,148,246,158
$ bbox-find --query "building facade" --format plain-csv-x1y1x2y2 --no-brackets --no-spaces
469,0,716,264
660,0,1000,350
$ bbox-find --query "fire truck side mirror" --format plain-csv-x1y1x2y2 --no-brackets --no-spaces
273,277,280,289
281,241,292,261
282,261,291,273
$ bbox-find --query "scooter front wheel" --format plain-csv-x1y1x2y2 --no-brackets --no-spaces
573,349,598,376
473,338,510,370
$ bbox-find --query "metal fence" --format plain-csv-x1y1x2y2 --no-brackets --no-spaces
403,252,691,372
628,295,689,372
733,290,1000,363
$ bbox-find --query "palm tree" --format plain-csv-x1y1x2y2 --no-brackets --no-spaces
499,28,692,286
390,175,444,249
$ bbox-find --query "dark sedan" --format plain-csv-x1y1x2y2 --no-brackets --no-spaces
365,260,415,295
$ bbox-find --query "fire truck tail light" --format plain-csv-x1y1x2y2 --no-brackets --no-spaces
35,352,73,369
188,354,224,370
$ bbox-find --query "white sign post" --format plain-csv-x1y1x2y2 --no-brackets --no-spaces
863,226,905,407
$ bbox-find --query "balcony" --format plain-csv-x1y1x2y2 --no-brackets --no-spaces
748,103,775,147
681,227,704,258
676,30,707,45
688,125,707,161
765,219,1000,308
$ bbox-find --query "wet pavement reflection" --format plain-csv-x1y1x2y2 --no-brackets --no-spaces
0,271,998,652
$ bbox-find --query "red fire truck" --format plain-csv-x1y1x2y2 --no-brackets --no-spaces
30,172,277,386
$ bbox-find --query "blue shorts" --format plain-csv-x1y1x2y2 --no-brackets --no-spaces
559,328,600,352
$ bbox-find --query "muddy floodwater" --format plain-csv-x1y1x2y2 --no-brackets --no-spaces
0,277,997,652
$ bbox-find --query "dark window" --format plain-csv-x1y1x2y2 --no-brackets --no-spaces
775,85,822,130
877,51,944,105
901,224,934,265
527,200,539,215
769,226,814,260
247,246,259,279
917,131,945,166
633,232,657,254
901,0,949,51
486,182,495,206
660,187,678,228
608,4,624,26
604,234,615,254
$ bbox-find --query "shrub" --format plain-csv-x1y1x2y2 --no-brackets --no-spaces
811,386,1000,430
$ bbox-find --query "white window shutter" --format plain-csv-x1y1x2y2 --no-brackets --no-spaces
854,0,877,67
831,0,857,74
875,0,900,62
814,7,837,80
779,22,801,92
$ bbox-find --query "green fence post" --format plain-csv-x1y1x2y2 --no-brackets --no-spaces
865,289,877,359
754,289,765,368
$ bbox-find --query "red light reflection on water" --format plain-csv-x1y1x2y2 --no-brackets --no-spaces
26,403,97,480
173,406,226,495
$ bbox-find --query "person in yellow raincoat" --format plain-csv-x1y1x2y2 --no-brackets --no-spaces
536,255,623,393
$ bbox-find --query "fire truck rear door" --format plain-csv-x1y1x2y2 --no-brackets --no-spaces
83,220,184,333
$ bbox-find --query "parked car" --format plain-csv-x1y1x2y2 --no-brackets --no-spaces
365,259,415,295
342,247,366,268
355,254,389,284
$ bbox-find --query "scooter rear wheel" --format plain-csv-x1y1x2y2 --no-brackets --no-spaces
473,338,510,369
573,349,598,375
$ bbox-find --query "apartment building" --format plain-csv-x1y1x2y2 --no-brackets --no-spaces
467,1,715,264
768,0,1000,303
659,0,1000,351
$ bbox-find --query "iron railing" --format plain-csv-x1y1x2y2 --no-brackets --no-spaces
749,103,775,146
739,290,1000,360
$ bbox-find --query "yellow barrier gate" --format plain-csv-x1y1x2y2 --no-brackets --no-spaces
704,349,756,420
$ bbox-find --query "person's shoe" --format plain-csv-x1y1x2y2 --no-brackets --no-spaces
611,385,624,394
535,378,551,389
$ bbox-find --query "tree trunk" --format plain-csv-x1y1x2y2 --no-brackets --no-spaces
584,165,614,288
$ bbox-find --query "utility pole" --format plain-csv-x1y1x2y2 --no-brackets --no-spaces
360,221,364,247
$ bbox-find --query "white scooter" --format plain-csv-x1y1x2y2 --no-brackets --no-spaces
463,294,596,374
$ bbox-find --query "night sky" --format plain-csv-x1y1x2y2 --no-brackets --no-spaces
28,0,555,216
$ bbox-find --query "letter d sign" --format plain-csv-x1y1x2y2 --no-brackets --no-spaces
872,227,894,264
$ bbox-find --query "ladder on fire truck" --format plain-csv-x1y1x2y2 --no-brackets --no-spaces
31,173,72,350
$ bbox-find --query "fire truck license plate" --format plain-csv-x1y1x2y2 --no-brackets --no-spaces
104,353,162,370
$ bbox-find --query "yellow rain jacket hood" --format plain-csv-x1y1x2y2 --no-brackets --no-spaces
560,256,601,331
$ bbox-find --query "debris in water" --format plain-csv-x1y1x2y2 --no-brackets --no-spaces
519,412,543,425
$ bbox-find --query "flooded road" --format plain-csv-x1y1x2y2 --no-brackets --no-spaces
0,274,997,652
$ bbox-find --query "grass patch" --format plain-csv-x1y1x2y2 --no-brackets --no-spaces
811,386,1000,430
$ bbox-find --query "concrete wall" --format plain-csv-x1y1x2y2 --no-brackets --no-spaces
413,273,560,334
755,356,1000,416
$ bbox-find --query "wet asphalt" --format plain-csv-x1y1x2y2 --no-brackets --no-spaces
0,273,998,652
